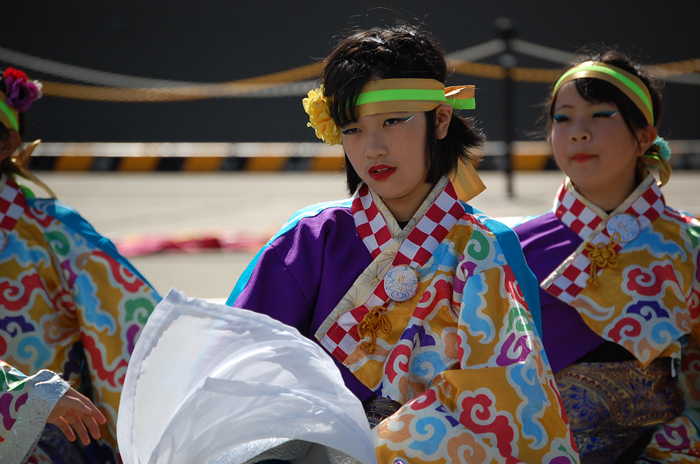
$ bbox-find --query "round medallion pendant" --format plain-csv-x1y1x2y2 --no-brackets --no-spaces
384,264,419,302
606,214,640,242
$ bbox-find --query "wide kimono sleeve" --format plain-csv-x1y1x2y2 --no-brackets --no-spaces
373,219,579,463
229,239,315,334
641,215,700,462
0,360,69,464
26,199,162,457
228,201,368,339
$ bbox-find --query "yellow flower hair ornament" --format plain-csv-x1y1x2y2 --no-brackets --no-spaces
302,87,342,146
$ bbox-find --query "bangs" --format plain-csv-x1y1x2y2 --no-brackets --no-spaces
573,78,649,130
323,62,390,128
575,78,626,105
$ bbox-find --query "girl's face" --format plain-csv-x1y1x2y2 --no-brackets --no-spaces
551,81,652,211
341,111,432,222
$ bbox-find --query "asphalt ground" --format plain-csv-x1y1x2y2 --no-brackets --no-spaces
24,171,700,299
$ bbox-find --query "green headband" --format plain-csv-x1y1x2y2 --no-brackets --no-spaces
354,78,475,117
0,95,19,132
355,88,476,109
552,61,654,125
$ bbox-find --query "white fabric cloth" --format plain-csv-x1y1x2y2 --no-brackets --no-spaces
118,289,378,464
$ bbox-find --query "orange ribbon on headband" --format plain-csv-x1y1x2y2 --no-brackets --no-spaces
450,159,485,202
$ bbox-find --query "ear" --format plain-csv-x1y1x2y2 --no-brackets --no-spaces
0,130,21,163
434,104,453,140
636,125,658,157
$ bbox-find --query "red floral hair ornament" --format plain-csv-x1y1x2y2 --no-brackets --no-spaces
0,68,54,198
1,67,43,132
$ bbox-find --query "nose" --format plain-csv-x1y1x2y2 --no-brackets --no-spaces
570,120,591,142
364,130,388,159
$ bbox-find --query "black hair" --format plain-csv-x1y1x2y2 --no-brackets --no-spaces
0,114,24,141
0,114,25,174
0,74,27,173
0,74,26,140
547,50,663,138
320,24,484,194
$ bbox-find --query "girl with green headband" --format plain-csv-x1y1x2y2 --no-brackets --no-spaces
0,67,162,463
515,50,700,463
226,24,578,463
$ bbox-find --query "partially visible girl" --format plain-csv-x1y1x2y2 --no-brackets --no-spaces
514,51,700,463
0,68,161,463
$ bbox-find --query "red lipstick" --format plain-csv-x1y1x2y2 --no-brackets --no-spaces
571,153,595,163
368,164,396,180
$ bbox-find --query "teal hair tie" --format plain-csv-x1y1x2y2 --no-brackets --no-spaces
652,136,671,162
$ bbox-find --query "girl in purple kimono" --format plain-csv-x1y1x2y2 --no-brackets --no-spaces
229,25,578,463
514,51,700,463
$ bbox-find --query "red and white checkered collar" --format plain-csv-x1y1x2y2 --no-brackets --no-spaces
544,175,667,304
352,178,465,267
553,175,665,241
320,178,466,363
0,175,27,233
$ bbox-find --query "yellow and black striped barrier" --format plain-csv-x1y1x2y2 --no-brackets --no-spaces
27,141,700,172
29,142,346,172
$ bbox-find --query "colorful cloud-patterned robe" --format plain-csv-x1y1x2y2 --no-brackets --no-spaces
0,174,161,463
515,175,700,463
231,177,579,463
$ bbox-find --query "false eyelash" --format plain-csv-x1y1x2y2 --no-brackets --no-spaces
593,110,618,118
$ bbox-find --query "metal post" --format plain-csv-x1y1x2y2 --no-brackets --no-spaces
495,18,516,198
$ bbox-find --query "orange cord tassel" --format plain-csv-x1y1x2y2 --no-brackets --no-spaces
358,306,391,354
584,232,621,287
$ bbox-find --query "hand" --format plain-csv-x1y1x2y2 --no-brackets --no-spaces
46,387,107,445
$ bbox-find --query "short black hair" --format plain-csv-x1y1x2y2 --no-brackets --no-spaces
0,113,24,174
0,113,24,141
547,50,663,138
320,24,484,194
0,73,26,140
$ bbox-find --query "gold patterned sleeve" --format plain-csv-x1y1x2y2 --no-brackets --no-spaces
373,262,579,463
642,235,700,461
